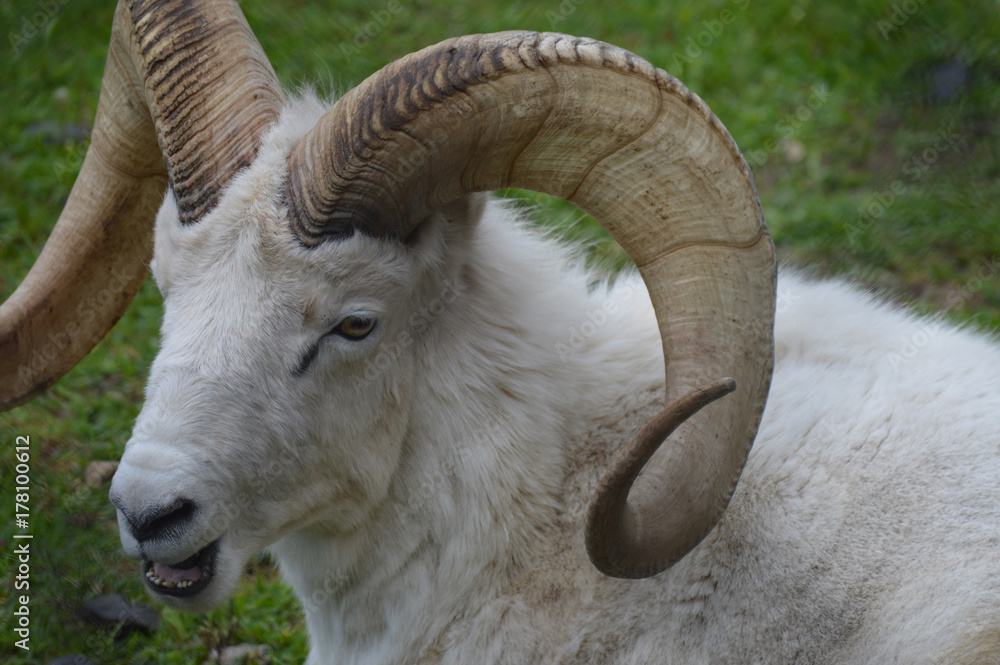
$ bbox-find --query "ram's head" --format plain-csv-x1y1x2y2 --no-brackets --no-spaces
0,0,775,611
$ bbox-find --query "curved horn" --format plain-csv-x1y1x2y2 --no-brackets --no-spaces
287,32,776,578
0,0,284,410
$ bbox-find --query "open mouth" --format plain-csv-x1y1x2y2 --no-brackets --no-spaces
143,540,219,597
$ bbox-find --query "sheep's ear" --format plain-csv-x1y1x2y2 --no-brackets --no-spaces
404,193,488,249
455,193,489,227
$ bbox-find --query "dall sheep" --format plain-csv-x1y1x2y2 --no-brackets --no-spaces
2,1,998,663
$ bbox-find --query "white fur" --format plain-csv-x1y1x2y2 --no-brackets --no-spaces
110,95,1000,664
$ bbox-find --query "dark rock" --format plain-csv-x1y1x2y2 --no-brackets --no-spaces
78,593,159,636
928,58,967,104
24,121,90,143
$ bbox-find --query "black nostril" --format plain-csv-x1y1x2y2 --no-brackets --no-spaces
120,497,198,543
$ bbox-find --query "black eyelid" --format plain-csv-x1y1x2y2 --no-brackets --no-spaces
292,343,319,377
293,315,377,376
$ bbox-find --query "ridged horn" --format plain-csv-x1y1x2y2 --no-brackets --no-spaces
0,0,284,410
287,32,776,578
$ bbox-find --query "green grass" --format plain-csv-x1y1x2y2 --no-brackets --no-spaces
1,0,998,662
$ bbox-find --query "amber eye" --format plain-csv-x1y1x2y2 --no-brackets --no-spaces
334,315,376,340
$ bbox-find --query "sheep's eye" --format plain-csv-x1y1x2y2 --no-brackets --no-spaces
334,315,376,340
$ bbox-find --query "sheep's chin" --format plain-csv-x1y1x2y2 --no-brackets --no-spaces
144,540,246,612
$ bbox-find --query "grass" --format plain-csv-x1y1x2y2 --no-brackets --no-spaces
1,0,998,662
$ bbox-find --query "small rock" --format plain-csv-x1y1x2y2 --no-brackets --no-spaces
204,643,272,665
781,139,806,163
84,460,119,487
78,594,159,636
47,656,96,665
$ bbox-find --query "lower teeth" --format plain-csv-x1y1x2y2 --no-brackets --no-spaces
146,570,195,589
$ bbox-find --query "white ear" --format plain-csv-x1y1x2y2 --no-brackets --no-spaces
403,193,490,283
151,189,180,297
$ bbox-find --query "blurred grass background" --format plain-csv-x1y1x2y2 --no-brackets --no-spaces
1,0,998,662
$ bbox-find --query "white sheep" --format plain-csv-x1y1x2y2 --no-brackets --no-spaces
123,105,1000,664
1,2,997,663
